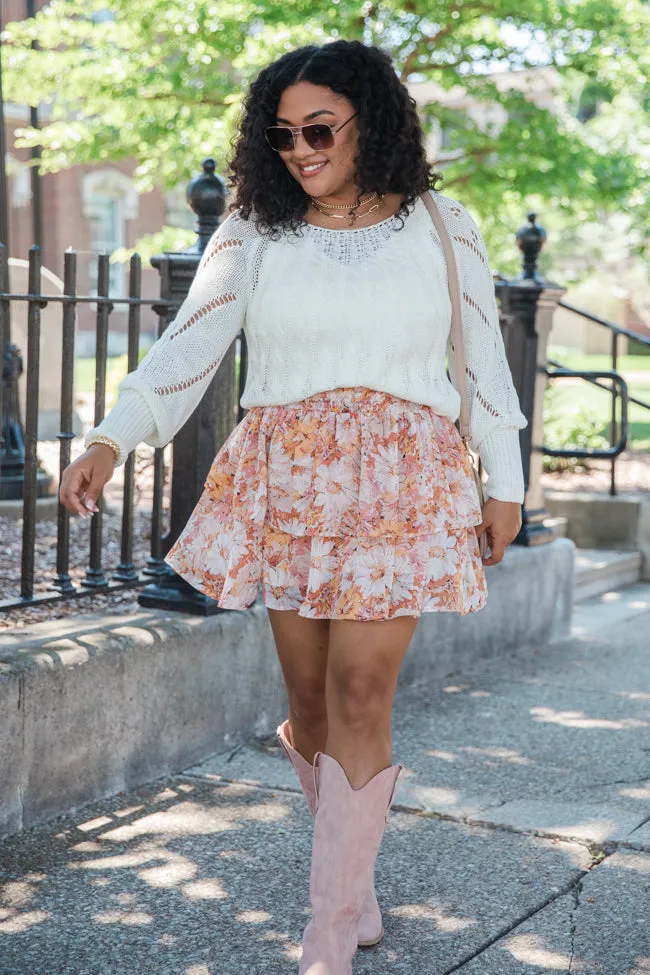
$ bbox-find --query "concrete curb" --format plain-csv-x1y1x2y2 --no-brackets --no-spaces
0,602,287,839
0,497,60,522
0,538,575,840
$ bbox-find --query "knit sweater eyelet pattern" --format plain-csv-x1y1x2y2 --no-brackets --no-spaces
87,189,528,503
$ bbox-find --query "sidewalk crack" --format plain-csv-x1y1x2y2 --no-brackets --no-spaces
548,776,650,800
393,803,617,858
439,872,588,974
627,812,650,837
476,799,507,812
574,776,649,790
440,847,613,974
19,671,25,832
567,878,583,974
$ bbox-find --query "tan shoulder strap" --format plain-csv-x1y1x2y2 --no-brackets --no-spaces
419,191,471,443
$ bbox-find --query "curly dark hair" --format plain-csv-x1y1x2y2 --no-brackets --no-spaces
225,39,442,238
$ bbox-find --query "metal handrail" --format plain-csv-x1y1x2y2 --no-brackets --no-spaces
543,366,629,458
557,299,650,349
546,301,650,495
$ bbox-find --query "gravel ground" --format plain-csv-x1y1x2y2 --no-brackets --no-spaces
0,505,170,630
1,442,171,631
540,446,650,496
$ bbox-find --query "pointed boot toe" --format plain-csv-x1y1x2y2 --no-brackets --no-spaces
357,887,384,947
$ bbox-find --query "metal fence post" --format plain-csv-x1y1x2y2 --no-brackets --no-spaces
496,213,567,546
0,244,54,500
138,158,239,614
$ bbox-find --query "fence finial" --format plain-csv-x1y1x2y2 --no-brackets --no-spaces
516,212,547,283
186,157,227,253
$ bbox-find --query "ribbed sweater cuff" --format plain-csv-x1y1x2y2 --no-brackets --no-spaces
85,390,158,466
478,427,526,504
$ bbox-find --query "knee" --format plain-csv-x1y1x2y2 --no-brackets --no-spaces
328,668,390,729
288,678,327,730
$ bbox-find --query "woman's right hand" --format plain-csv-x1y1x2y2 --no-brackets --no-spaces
59,443,117,517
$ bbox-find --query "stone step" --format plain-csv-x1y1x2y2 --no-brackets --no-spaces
545,514,568,538
573,547,643,603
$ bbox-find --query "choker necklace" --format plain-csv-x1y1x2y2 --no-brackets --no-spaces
310,191,379,210
310,192,386,225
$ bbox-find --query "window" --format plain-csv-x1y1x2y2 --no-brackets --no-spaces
82,169,139,300
87,193,124,296
6,154,31,209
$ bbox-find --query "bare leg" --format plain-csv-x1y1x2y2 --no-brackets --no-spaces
325,615,419,789
267,608,329,763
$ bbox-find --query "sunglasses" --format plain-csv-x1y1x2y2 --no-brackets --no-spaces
265,111,358,153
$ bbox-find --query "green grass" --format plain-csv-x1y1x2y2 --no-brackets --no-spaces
547,348,650,451
546,378,650,452
547,347,650,374
75,355,130,404
76,350,244,405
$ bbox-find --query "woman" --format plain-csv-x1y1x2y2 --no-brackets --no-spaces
60,39,527,974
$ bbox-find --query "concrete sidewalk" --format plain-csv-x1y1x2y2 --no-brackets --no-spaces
1,594,649,974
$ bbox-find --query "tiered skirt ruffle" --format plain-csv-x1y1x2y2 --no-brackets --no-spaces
165,387,488,620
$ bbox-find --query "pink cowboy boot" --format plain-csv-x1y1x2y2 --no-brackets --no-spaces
276,719,385,946
298,750,403,975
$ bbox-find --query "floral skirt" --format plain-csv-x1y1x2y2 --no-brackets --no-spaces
165,387,488,621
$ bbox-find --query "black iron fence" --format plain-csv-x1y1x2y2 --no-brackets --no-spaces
1,157,246,615
0,243,175,610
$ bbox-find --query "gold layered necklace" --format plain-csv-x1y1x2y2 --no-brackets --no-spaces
309,191,386,226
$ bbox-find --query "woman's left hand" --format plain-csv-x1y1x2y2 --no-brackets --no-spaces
475,498,523,566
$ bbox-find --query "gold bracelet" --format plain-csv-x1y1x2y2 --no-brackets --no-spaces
86,435,121,467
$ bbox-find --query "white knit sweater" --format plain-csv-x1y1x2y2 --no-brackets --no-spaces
88,189,528,502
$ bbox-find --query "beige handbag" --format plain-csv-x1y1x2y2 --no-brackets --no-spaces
420,191,489,560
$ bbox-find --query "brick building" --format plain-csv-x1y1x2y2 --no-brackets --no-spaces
2,0,199,355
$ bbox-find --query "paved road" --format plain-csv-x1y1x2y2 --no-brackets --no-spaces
1,588,649,974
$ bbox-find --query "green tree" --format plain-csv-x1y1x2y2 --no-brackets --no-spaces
2,0,649,257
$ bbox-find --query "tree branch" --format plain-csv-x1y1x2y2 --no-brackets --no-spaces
440,147,494,162
400,22,459,81
399,0,496,81
133,92,227,108
438,171,475,188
